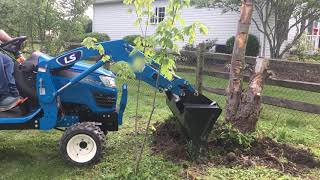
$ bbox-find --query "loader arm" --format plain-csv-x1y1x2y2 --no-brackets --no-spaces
45,40,196,97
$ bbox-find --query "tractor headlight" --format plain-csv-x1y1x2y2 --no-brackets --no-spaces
99,75,116,88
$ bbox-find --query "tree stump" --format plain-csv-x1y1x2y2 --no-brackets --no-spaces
232,57,270,133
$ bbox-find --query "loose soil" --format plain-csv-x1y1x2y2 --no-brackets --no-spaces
151,120,320,176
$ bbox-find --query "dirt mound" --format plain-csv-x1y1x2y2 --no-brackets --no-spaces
209,137,320,175
247,137,320,174
151,120,320,175
151,121,188,161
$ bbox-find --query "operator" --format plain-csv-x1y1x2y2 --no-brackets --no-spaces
0,30,21,111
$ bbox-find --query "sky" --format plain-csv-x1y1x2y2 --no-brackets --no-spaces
86,6,93,19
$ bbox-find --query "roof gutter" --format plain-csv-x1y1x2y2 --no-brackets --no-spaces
94,0,122,5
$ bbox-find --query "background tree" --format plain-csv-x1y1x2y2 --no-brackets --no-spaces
0,0,93,54
195,0,270,133
193,0,320,58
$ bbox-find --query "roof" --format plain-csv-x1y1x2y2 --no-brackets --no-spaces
94,0,164,4
94,0,122,4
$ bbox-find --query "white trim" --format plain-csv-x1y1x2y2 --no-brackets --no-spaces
94,0,122,5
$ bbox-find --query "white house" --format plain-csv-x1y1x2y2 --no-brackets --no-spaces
93,0,316,57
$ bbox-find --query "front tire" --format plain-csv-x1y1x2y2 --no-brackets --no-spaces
59,122,106,166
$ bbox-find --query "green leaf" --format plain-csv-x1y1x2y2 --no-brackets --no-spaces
199,24,209,35
111,61,135,80
132,56,146,72
164,39,173,49
82,37,108,57
180,18,186,26
101,55,110,62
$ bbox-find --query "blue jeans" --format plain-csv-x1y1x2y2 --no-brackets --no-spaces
0,53,19,100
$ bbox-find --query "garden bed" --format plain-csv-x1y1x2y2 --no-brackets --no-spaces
151,119,320,177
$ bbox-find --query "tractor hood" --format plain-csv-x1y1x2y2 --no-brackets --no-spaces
72,62,115,78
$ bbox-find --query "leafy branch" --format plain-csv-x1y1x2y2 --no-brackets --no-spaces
124,0,209,175
81,37,110,62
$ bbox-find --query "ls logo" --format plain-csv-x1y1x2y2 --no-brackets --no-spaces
56,51,82,66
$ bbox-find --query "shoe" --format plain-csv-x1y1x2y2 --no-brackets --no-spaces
0,96,21,112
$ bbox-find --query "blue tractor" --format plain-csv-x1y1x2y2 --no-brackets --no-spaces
0,37,221,166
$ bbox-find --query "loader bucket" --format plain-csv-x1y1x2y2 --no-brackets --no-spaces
166,92,222,148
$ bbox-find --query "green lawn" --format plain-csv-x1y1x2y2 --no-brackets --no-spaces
0,72,319,179
179,72,320,106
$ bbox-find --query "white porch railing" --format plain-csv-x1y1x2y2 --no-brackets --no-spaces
306,35,320,54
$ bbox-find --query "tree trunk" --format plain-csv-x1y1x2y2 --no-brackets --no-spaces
226,0,254,123
225,0,270,133
232,57,269,132
195,43,205,93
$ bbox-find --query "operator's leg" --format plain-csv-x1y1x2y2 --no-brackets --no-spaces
0,54,10,99
2,54,19,97
0,53,20,111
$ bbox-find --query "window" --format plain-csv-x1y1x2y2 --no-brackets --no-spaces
158,7,165,22
150,7,166,24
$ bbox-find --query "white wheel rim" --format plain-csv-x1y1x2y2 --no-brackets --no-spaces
66,134,97,163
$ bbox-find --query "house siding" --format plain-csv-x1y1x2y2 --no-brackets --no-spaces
259,16,297,58
94,1,305,57
95,0,122,4
93,1,167,40
93,0,261,46
179,7,261,46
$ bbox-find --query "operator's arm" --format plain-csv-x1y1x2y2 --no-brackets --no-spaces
0,30,13,42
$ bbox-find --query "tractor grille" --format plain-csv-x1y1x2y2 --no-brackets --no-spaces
93,93,116,108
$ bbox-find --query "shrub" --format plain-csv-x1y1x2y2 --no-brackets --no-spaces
291,33,311,54
226,34,260,57
72,32,110,43
182,43,196,51
211,123,256,151
203,39,217,51
182,39,217,51
215,44,229,54
122,35,143,45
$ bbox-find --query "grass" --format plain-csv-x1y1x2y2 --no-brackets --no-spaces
180,72,320,105
0,72,319,179
202,166,295,180
179,72,320,146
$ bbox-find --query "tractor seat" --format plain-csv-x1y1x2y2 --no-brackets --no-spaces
13,53,41,106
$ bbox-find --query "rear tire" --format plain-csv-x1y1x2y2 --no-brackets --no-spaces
59,122,106,166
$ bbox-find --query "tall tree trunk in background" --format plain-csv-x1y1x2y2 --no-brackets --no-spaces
226,0,254,123
225,0,269,133
195,43,205,93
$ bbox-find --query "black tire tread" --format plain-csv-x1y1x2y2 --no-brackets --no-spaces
59,122,106,166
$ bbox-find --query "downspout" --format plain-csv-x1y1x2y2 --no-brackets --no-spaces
262,5,266,57
92,5,95,32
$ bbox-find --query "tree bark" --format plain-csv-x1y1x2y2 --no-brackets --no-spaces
232,57,269,132
195,43,205,93
226,0,254,123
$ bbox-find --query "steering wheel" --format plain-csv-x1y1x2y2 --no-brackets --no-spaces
0,36,27,54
